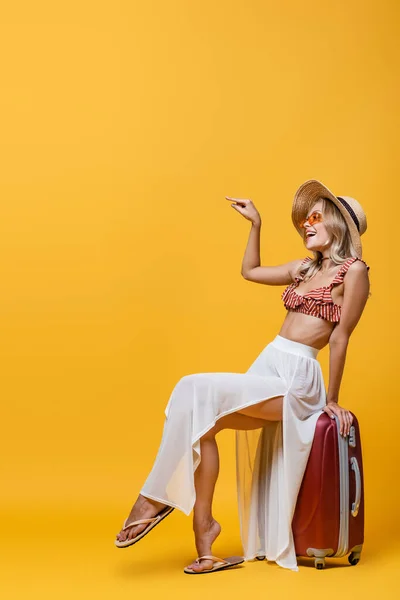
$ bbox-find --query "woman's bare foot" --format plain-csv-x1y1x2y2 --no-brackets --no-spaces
185,516,222,572
116,495,168,543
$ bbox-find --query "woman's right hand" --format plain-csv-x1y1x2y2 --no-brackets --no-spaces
226,197,261,226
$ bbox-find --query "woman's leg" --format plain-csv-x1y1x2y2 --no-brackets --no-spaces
115,411,269,546
238,394,284,421
116,395,285,560
185,407,282,573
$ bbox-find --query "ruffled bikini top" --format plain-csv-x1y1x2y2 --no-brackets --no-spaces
281,256,370,323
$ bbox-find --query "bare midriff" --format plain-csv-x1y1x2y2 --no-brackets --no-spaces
277,282,345,350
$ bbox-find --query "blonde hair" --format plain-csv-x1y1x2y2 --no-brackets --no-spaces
295,197,371,297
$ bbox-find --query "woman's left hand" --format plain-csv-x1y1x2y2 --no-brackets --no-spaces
322,402,354,437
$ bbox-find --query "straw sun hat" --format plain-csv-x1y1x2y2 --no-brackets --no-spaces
291,179,368,259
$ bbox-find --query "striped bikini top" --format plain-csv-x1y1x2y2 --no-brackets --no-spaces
281,256,370,323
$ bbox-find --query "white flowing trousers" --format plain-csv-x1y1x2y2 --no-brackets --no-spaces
140,334,327,572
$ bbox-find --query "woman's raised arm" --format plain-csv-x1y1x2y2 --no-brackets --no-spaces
227,195,304,286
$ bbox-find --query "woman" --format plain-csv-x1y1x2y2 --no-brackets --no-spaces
115,179,370,574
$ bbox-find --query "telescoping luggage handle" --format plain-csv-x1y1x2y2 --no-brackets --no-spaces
333,415,362,557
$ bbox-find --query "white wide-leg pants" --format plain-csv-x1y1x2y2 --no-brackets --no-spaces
140,334,327,572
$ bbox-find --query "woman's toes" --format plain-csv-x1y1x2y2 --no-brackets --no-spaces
187,559,214,572
127,526,139,540
115,526,136,543
116,498,166,545
116,521,151,544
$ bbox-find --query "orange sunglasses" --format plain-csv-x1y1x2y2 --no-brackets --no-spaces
299,211,323,229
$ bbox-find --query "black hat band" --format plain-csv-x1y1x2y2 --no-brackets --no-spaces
336,196,360,232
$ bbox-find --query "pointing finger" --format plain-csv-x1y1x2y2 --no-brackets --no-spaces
225,197,249,203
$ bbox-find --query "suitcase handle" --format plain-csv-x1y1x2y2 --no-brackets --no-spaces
350,456,361,517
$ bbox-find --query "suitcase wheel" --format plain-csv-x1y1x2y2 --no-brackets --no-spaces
348,552,360,566
315,558,325,569
256,556,266,561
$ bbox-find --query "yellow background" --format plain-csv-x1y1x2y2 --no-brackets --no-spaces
1,1,398,598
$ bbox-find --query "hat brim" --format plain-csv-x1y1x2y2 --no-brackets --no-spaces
292,179,363,259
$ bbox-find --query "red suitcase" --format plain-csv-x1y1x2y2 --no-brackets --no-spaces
291,412,365,569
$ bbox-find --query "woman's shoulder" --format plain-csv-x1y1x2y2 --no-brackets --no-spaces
339,257,371,299
293,255,312,270
331,257,370,288
291,256,312,283
341,256,370,274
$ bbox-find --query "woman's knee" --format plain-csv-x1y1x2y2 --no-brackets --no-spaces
200,417,229,441
239,395,284,421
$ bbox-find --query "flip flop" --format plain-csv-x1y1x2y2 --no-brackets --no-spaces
184,554,244,574
115,505,174,548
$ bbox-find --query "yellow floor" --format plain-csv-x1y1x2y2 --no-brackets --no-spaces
2,502,398,600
